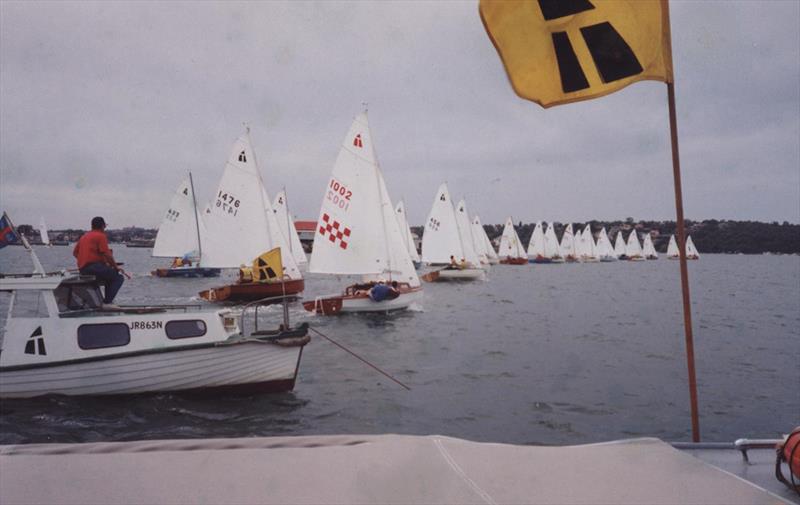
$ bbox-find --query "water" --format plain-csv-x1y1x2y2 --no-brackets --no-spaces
1,246,798,445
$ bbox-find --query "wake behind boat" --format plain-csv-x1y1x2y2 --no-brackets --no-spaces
303,110,422,315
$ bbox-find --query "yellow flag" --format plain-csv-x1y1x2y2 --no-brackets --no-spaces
480,0,673,108
252,248,283,282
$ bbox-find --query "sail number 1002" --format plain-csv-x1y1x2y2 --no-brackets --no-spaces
327,178,352,211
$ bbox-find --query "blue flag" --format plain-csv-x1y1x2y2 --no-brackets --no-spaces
0,213,19,248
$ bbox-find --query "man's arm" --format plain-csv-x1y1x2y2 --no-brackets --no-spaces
96,236,119,270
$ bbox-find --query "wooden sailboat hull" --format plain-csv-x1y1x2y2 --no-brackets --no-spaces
499,257,528,265
423,268,485,282
199,279,305,303
304,285,422,314
152,267,221,278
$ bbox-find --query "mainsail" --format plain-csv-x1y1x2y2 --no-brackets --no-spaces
667,234,679,258
613,231,627,258
473,215,499,262
543,222,561,259
38,217,50,246
498,217,525,259
272,190,308,266
422,183,469,265
626,230,643,258
395,200,421,263
152,174,206,262
560,223,577,259
642,233,658,259
527,221,545,259
455,199,484,264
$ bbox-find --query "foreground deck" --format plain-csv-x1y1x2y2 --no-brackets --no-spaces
1,435,795,504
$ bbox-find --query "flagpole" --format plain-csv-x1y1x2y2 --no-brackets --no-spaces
666,83,700,442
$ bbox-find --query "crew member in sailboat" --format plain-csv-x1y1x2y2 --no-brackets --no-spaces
73,216,124,305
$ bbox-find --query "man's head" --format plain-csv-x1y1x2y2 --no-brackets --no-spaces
91,216,106,230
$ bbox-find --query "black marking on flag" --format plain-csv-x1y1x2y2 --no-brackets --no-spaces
580,22,643,83
552,32,590,92
538,0,594,21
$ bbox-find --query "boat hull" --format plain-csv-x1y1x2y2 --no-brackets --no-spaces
499,257,528,265
303,285,422,314
0,338,307,398
199,279,305,303
423,268,485,282
153,267,221,278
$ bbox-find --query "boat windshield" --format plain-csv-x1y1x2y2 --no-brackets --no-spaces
54,280,104,312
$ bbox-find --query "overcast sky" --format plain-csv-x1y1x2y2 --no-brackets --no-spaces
1,0,798,229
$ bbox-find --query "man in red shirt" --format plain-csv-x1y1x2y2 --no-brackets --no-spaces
73,216,124,306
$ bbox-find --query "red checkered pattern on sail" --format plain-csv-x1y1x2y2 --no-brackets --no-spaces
317,213,351,250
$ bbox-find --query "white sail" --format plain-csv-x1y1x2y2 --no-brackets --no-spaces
642,233,658,259
543,223,561,259
152,175,205,261
498,217,525,259
273,190,308,266
613,231,627,258
394,200,421,263
596,227,616,259
686,235,700,259
583,224,598,260
309,112,419,286
473,215,499,262
202,129,301,279
38,217,50,246
422,183,466,265
576,225,589,259
455,199,484,264
667,234,679,258
560,223,577,259
527,221,545,259
626,230,643,258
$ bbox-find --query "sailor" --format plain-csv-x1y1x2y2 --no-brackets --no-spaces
449,255,458,269
73,216,124,306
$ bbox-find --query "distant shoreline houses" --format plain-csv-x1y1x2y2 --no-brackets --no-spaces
6,219,799,255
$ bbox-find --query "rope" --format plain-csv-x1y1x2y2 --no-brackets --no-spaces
308,326,410,391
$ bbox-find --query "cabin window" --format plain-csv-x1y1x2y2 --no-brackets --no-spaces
77,323,130,350
165,320,207,339
54,283,103,312
11,291,50,318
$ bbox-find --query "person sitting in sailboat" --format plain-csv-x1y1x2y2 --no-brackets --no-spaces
73,216,124,307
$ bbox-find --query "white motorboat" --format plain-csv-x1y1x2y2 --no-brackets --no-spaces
0,271,309,398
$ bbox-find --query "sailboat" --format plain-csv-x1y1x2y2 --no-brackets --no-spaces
394,200,422,269
596,227,617,262
272,190,308,267
455,199,488,266
685,235,700,260
498,217,527,264
302,111,422,314
667,234,680,259
38,217,50,247
579,224,599,262
198,128,304,302
543,222,564,263
559,223,578,262
613,230,628,260
642,233,659,260
472,215,499,265
152,173,221,278
626,230,645,261
526,221,548,263
420,183,485,281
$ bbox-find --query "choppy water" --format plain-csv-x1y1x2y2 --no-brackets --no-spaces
1,246,798,445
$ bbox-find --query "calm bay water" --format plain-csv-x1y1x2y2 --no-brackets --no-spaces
1,246,798,445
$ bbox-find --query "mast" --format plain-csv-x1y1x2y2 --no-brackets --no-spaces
188,171,202,262
281,187,293,255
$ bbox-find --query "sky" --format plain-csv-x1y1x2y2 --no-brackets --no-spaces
1,0,798,229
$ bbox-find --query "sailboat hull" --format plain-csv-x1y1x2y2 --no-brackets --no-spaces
499,257,528,265
423,268,485,281
199,279,305,303
303,284,422,314
152,267,221,278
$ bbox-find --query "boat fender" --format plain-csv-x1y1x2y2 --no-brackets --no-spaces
776,426,800,495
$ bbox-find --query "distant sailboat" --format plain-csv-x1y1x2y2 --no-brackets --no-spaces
613,231,628,260
498,217,527,264
579,224,599,263
421,183,484,281
198,128,304,302
152,173,221,278
272,189,308,267
642,233,659,260
560,223,578,262
667,234,680,259
472,215,499,265
626,230,645,261
303,110,422,314
455,199,487,266
685,235,700,260
38,217,50,247
394,200,422,269
543,222,564,263
527,221,549,263
596,227,617,262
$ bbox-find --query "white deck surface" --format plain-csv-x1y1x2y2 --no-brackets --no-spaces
0,434,794,504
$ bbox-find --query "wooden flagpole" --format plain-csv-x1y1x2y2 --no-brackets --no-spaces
665,1,700,443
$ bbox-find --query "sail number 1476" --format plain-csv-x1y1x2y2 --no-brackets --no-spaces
327,178,352,211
